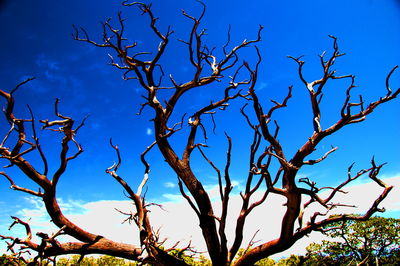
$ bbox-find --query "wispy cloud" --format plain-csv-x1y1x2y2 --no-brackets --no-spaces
256,81,268,91
36,54,60,71
162,193,183,202
164,182,176,188
31,53,84,94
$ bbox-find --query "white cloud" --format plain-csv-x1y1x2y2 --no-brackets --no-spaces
66,200,139,244
161,193,184,202
17,196,51,227
146,128,153,136
164,182,176,188
256,81,268,91
203,184,223,201
231,179,243,192
2,176,399,259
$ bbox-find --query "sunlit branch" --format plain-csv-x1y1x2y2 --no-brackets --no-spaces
0,172,43,197
0,122,14,148
303,146,338,165
243,229,261,255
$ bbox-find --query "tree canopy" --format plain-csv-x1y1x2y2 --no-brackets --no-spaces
305,216,400,265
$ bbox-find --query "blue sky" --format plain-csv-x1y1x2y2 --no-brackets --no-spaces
0,0,400,256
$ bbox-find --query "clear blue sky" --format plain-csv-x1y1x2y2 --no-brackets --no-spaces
0,0,399,237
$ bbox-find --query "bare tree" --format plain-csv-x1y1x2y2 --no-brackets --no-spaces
1,2,399,265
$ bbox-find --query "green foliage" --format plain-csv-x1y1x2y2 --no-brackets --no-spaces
304,216,400,265
167,249,211,266
1,253,211,266
254,257,276,266
0,254,27,266
275,254,306,265
54,255,138,265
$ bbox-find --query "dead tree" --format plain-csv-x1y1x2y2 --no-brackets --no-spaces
1,2,399,265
